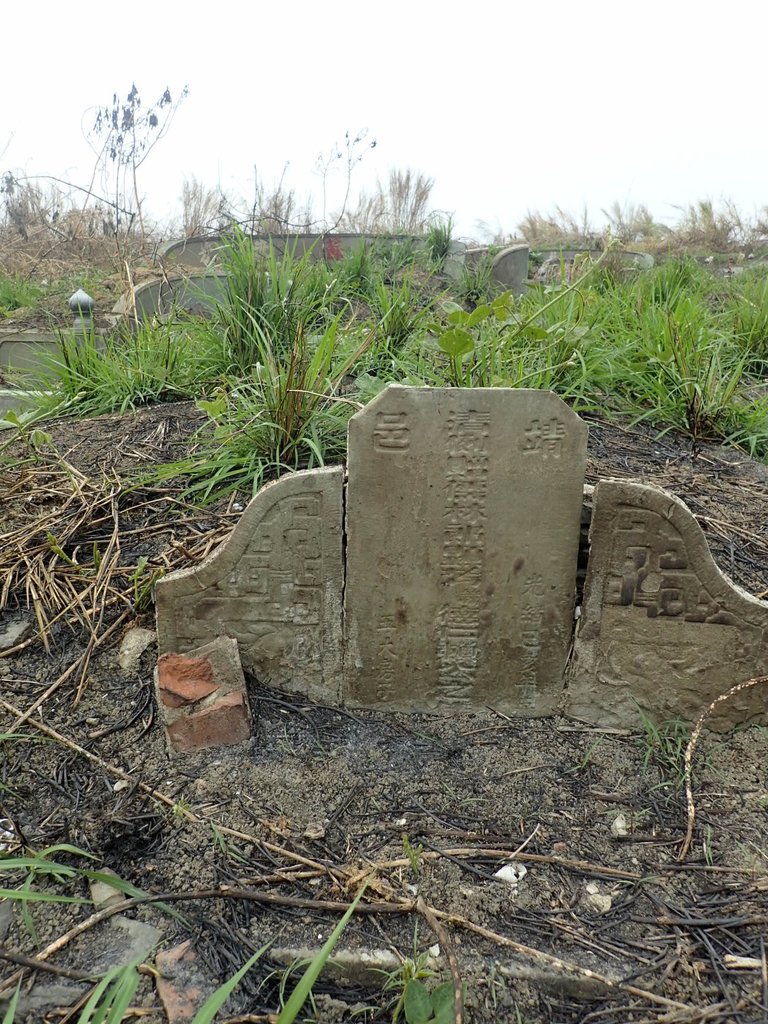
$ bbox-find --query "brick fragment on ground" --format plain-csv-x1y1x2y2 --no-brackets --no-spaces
154,637,252,754
157,653,218,707
166,691,251,752
156,941,206,1022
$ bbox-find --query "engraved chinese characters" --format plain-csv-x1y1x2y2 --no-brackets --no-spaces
344,386,588,713
155,468,344,703
567,480,768,731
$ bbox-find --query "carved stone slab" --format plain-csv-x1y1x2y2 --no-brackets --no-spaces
343,385,587,713
567,480,768,731
155,467,344,702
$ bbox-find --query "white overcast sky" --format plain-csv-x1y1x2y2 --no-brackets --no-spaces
2,0,766,240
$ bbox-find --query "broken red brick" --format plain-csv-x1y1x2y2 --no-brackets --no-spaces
156,940,206,1022
166,691,251,752
157,653,219,708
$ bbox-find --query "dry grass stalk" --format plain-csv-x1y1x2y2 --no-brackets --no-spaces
1,439,235,703
338,168,435,234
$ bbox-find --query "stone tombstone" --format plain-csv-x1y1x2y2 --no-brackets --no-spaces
491,244,530,295
343,385,588,713
567,480,768,731
155,467,344,703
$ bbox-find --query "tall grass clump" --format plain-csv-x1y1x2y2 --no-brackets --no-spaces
0,276,42,316
724,268,768,370
588,258,768,451
206,229,340,375
151,230,374,498
27,319,213,418
365,272,435,374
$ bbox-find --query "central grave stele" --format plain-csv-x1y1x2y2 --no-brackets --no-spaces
343,386,587,713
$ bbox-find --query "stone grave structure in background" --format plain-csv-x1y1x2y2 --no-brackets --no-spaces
566,480,768,731
119,235,531,323
156,387,587,714
344,387,587,713
155,385,768,732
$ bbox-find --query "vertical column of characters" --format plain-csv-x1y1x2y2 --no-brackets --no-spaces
518,573,545,708
372,411,410,699
437,409,490,706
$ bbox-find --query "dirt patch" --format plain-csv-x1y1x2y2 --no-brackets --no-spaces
2,405,768,1022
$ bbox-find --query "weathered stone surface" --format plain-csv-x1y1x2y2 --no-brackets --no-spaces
0,612,34,652
117,626,156,674
87,915,163,973
567,480,768,730
89,868,128,910
491,244,530,294
156,468,344,702
154,638,251,753
343,386,587,713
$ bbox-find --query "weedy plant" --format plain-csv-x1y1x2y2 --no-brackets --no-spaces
31,319,209,418
154,312,371,500
366,272,434,373
424,217,454,271
637,710,691,795
402,834,424,874
383,943,459,1024
207,228,337,374
0,275,42,316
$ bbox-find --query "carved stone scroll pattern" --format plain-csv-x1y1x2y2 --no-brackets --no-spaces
174,492,326,673
605,506,737,626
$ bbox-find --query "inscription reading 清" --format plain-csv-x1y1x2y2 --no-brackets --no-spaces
522,417,566,459
373,412,410,452
606,506,736,625
437,409,490,705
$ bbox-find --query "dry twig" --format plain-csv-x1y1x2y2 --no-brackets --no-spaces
679,675,768,861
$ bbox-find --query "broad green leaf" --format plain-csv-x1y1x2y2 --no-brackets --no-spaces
466,303,492,327
446,308,469,327
196,396,227,418
430,981,456,1024
403,979,433,1023
437,329,474,359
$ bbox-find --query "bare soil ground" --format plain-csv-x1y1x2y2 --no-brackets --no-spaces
2,403,768,1023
